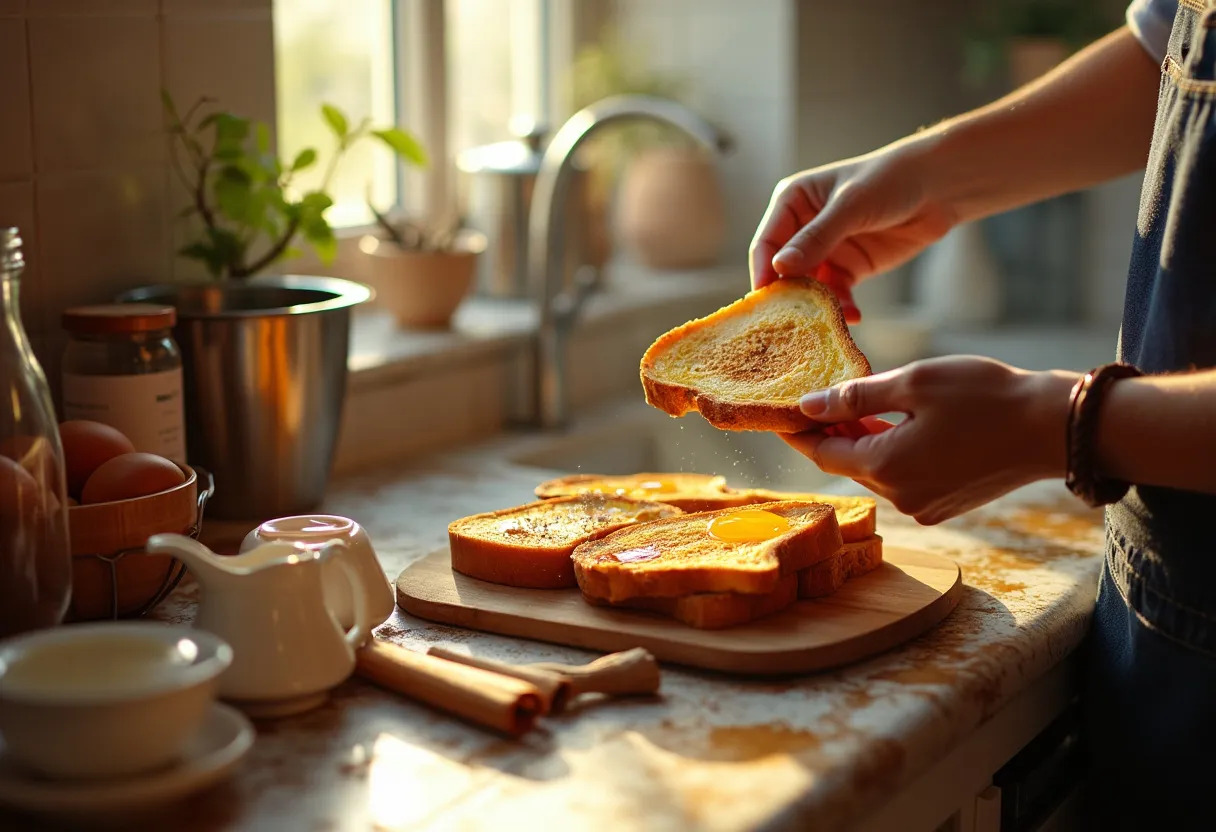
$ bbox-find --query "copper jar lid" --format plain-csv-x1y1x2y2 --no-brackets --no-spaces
62,304,177,334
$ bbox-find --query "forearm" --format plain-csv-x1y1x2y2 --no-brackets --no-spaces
901,27,1160,222
1095,370,1216,494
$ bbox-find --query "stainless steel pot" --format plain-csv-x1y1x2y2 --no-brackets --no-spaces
118,276,370,520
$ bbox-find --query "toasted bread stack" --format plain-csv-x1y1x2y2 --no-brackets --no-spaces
538,473,884,627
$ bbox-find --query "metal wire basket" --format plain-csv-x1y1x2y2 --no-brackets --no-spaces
68,468,214,620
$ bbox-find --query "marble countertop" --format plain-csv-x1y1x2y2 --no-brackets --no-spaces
148,438,1104,832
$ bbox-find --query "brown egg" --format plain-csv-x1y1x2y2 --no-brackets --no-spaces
0,435,60,491
59,421,135,499
0,454,41,535
81,453,186,505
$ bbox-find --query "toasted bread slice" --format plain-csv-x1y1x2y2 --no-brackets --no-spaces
533,472,752,513
641,277,870,433
583,573,799,629
798,535,884,598
449,495,682,589
534,473,877,543
572,500,842,602
744,491,876,542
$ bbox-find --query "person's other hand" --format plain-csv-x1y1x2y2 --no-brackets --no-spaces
781,356,1078,524
749,145,958,322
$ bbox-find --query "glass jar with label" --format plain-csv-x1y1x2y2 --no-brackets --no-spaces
61,305,187,463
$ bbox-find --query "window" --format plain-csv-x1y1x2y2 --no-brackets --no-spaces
447,0,548,152
274,0,561,230
273,0,396,228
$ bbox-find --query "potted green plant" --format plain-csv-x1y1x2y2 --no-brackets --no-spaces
568,28,725,270
357,202,486,329
120,95,426,520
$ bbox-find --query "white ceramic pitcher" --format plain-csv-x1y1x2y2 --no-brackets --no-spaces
146,534,370,718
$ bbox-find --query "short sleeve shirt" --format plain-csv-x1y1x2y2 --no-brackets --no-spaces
1127,0,1178,62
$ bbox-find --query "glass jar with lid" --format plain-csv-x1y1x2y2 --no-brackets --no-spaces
0,226,71,637
61,304,187,463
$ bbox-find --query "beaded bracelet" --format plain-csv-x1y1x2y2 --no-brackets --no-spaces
1064,362,1142,507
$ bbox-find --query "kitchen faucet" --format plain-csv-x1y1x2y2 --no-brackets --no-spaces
520,95,731,429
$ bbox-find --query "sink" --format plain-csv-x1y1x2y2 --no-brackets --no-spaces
508,400,834,492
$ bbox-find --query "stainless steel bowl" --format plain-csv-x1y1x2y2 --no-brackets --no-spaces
119,276,371,520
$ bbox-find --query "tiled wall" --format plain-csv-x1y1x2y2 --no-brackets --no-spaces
613,0,797,262
0,0,275,385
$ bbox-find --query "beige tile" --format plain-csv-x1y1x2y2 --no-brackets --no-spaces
29,16,164,172
36,168,171,322
0,20,31,181
0,181,43,336
161,13,276,140
28,1,157,14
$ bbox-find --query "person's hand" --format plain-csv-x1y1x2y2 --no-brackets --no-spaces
781,356,1079,524
749,143,958,322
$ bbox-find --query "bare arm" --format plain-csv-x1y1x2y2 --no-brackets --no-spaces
783,361,1216,525
923,26,1162,223
1096,370,1216,493
752,26,1162,294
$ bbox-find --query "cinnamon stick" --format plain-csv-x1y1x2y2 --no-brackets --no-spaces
426,646,572,714
530,647,661,698
355,641,543,737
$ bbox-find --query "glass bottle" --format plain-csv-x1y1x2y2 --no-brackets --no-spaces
0,227,71,638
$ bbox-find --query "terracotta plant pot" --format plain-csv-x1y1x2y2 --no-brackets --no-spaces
616,146,725,270
357,230,487,328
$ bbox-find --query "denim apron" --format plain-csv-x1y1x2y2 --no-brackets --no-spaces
1083,3,1216,827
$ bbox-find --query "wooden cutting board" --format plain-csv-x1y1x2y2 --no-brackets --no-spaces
396,546,962,676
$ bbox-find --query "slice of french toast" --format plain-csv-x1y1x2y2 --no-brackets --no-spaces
449,495,681,589
798,535,884,598
572,501,842,602
583,573,799,629
640,277,870,433
533,472,752,513
534,473,877,543
744,491,877,542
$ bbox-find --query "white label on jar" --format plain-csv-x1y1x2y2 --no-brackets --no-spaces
62,370,187,464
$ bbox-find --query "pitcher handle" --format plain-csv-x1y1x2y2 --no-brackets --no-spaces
333,553,370,649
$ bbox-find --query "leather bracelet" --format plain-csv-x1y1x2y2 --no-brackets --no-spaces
1065,362,1142,507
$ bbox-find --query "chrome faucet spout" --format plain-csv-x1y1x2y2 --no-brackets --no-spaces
524,95,729,430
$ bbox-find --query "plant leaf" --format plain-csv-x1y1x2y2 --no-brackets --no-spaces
213,166,253,222
307,224,337,263
321,104,348,138
372,128,428,167
291,148,317,172
255,122,271,154
299,191,334,217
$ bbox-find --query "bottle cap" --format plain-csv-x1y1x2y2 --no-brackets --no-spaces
62,304,177,335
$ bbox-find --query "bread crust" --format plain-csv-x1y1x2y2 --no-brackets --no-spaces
797,535,884,599
572,501,842,602
640,277,871,433
449,496,681,589
583,573,799,629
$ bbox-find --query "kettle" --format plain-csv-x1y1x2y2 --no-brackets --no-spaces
456,116,603,298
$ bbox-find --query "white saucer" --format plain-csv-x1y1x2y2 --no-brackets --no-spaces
0,701,253,821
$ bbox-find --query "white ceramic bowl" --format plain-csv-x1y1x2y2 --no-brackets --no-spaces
0,622,232,780
241,514,396,633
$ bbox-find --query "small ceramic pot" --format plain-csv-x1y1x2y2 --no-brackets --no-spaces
616,146,725,270
358,230,487,328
